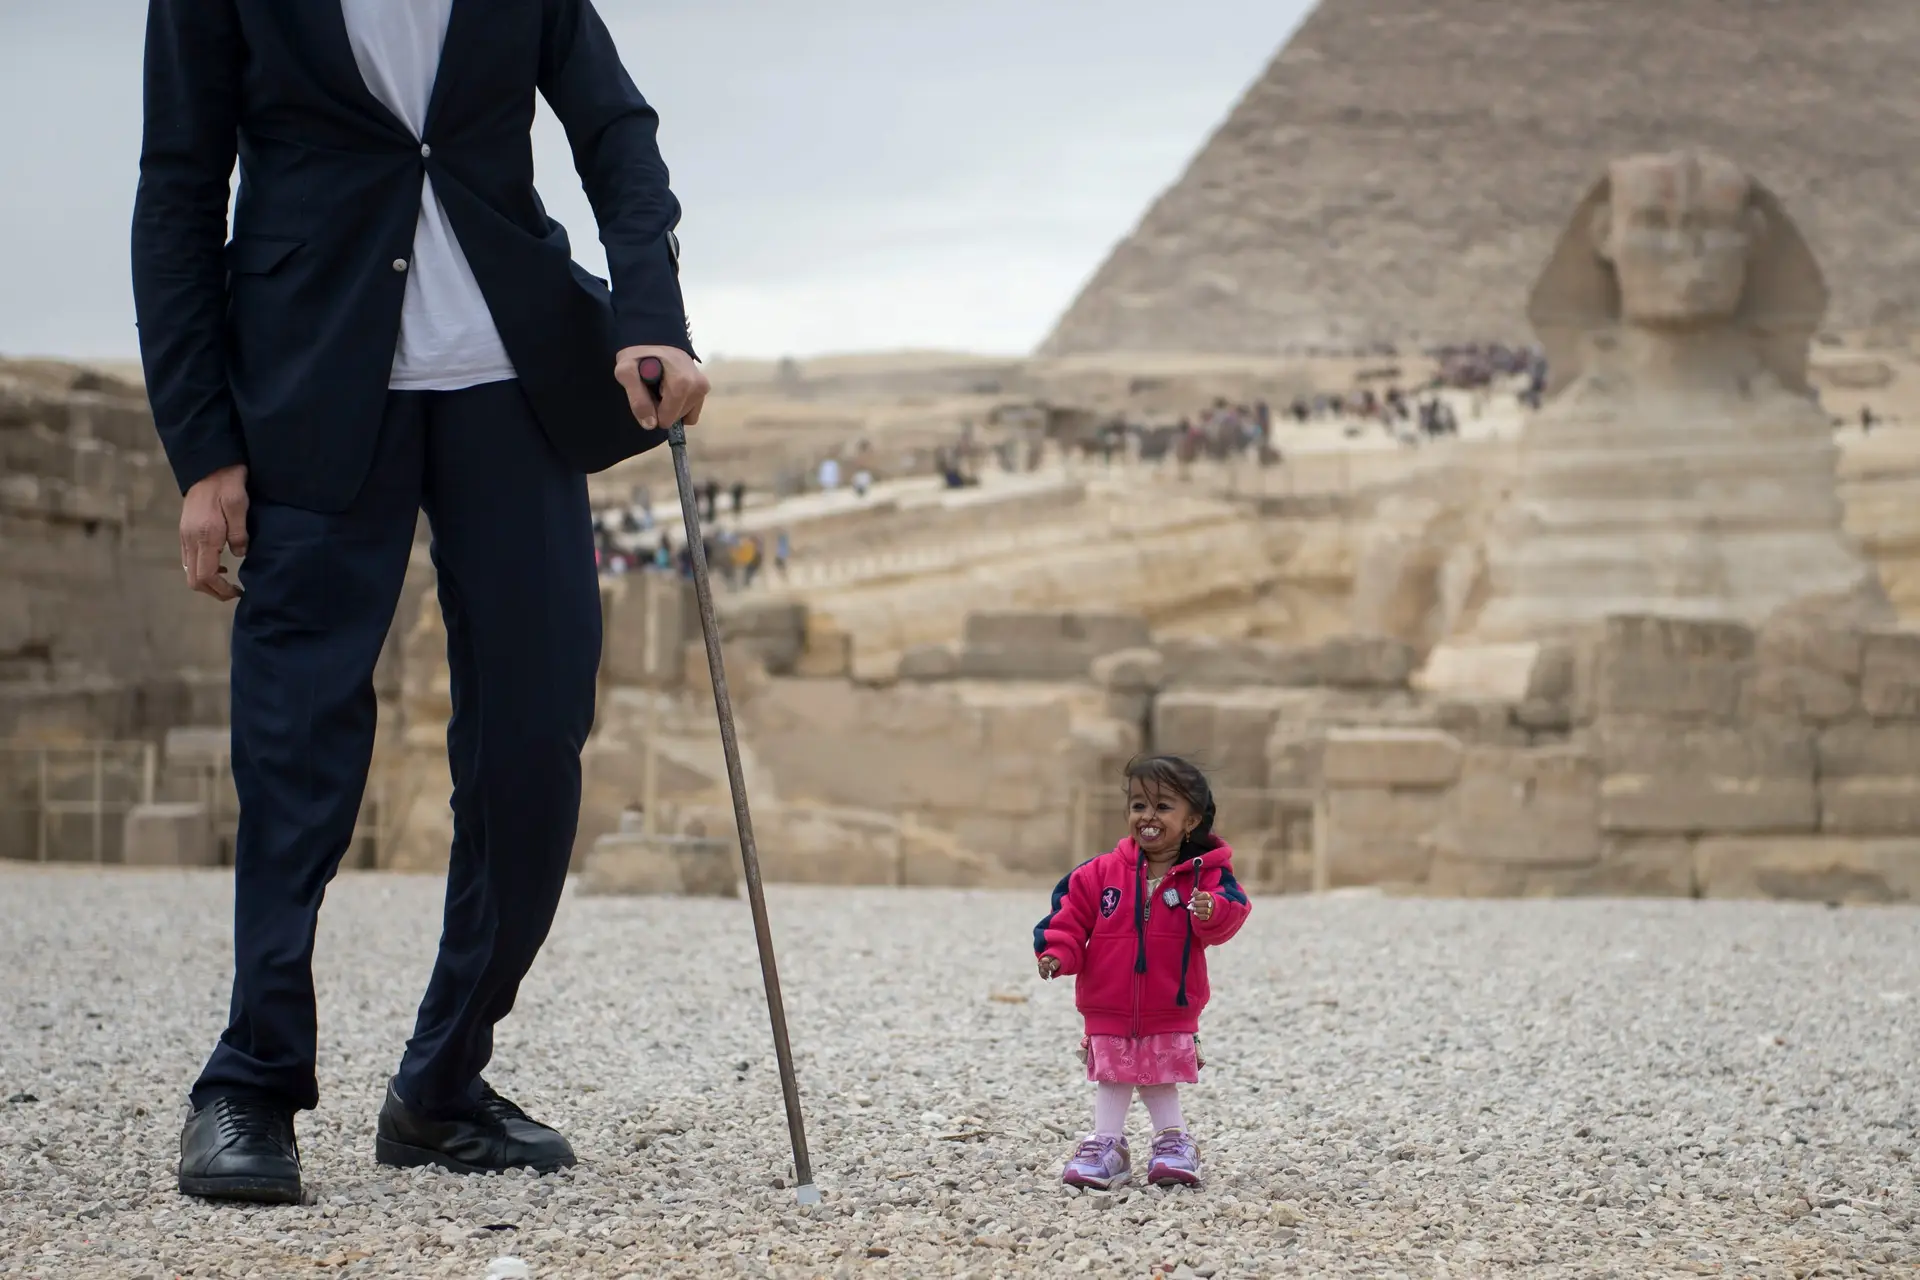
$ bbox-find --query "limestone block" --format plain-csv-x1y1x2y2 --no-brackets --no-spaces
715,597,806,675
897,644,959,681
683,640,769,706
1063,613,1154,653
1815,720,1920,833
1059,718,1145,786
1537,838,1695,897
1694,836,1920,904
1266,729,1325,793
1151,690,1220,758
1091,647,1165,693
1433,698,1530,746
961,611,1149,653
121,802,217,867
1418,642,1542,702
1206,699,1286,790
980,699,1072,754
1322,728,1462,789
578,833,739,897
1859,628,1920,717
1312,636,1416,689
1590,615,1755,722
1320,786,1442,886
794,617,851,679
1159,637,1314,688
1103,690,1153,729
602,572,691,687
1428,744,1598,866
1748,611,1862,722
1597,716,1816,834
954,643,1097,681
1430,837,1693,898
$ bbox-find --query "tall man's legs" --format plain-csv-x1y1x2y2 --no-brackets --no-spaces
178,394,426,1203
180,380,600,1198
375,380,599,1172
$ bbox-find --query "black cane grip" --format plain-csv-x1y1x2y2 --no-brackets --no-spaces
637,355,666,404
636,355,684,443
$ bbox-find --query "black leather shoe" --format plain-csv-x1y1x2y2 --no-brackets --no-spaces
374,1080,576,1174
178,1096,302,1204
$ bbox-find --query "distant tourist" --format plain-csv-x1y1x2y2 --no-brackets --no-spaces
730,479,747,516
818,457,841,491
853,467,873,498
774,529,791,576
1035,755,1250,1191
702,477,721,522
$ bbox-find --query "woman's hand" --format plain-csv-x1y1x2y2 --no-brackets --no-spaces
1190,890,1214,922
1037,955,1061,980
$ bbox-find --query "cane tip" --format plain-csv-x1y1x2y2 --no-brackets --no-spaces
794,1183,822,1206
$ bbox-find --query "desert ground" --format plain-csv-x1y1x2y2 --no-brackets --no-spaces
2,865,1913,1279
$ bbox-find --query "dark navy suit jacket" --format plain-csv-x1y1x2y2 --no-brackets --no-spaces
132,0,694,511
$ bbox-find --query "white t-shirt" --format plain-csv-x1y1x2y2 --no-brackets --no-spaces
339,0,518,391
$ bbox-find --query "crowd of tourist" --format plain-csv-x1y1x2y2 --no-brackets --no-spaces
586,343,1552,584
592,481,791,589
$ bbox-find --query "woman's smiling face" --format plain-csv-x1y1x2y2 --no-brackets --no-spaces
1128,777,1197,859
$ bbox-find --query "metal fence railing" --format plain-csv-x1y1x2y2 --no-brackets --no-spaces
0,741,157,863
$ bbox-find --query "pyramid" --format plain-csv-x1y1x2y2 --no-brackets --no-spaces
1040,0,1920,356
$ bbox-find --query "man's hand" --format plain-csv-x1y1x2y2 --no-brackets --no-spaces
615,345,709,430
1037,955,1061,980
179,464,249,602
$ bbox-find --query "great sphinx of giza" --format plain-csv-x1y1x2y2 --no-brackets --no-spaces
1455,148,1892,645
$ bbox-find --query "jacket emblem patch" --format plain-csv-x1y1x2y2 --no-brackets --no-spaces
1099,886,1121,918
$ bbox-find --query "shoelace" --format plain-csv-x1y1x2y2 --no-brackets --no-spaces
477,1087,532,1126
1150,1132,1190,1159
1073,1137,1117,1163
216,1098,290,1145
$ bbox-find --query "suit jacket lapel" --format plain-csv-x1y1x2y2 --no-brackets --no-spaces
308,0,415,140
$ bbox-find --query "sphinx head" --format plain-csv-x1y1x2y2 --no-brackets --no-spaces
1589,150,1762,328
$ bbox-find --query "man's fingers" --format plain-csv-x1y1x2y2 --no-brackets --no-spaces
202,568,241,602
683,387,705,426
654,376,690,429
613,360,659,429
188,529,223,594
223,493,250,557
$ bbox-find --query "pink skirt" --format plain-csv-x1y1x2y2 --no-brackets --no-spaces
1081,1033,1201,1084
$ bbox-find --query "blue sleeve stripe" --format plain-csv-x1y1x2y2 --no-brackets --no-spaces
1033,858,1093,954
1217,868,1250,906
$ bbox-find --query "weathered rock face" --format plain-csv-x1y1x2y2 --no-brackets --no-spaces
1042,0,1920,355
1313,612,1920,903
0,362,232,743
1452,153,1891,652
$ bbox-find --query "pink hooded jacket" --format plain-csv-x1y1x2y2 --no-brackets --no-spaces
1033,837,1251,1037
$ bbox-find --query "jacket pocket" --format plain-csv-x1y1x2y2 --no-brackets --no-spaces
224,236,303,276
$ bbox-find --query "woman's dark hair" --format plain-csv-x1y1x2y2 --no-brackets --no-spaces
1123,754,1217,852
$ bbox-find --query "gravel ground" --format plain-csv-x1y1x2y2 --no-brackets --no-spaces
1,866,1915,1279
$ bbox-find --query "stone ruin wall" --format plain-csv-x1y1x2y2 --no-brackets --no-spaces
0,364,236,861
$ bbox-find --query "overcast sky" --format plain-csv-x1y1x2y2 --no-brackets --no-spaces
0,1,1312,362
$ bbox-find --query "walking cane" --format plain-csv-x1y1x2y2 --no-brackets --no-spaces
638,357,819,1205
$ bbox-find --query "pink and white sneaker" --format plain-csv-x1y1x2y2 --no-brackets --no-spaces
1147,1128,1201,1187
1061,1134,1131,1189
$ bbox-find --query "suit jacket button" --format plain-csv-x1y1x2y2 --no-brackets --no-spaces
420,143,432,158
392,258,409,272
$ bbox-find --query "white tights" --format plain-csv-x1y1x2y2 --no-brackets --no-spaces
1092,1082,1185,1139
